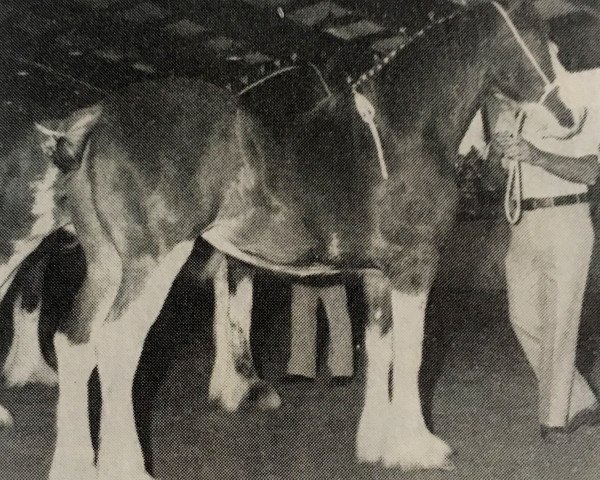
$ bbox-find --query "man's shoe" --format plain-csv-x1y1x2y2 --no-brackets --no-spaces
540,425,569,444
565,405,600,433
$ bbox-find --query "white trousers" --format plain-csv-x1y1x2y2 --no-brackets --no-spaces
505,203,597,427
286,284,354,378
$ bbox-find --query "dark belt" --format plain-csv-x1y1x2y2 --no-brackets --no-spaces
520,192,589,211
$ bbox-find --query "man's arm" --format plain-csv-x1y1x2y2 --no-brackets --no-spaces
490,134,600,185
528,145,599,186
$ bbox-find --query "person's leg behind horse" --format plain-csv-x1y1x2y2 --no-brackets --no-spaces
320,283,354,379
286,283,320,379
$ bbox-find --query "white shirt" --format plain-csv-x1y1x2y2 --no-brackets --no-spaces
460,65,600,199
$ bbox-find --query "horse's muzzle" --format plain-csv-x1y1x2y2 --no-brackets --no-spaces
543,88,575,130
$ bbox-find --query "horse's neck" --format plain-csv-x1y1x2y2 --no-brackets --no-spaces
374,57,488,165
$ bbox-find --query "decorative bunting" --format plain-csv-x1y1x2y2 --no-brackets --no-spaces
325,20,387,41
287,2,350,27
351,11,459,90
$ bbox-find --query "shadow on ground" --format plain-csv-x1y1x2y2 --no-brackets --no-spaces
2,250,600,480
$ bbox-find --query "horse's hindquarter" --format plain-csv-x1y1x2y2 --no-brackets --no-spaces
87,79,242,256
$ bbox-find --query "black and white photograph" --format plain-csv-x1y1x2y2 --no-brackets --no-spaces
1,0,600,478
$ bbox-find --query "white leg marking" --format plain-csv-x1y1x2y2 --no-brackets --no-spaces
357,323,392,463
96,241,194,480
50,251,122,480
209,256,229,403
3,294,57,387
210,265,280,412
0,164,61,302
382,290,453,471
49,333,97,480
0,404,13,428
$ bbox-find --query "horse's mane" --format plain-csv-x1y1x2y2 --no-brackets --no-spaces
382,3,498,123
326,1,544,95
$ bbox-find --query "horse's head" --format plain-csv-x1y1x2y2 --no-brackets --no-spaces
459,0,577,132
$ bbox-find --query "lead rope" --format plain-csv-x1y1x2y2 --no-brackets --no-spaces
491,1,557,224
503,110,526,224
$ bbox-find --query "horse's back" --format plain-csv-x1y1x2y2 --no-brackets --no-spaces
100,77,237,156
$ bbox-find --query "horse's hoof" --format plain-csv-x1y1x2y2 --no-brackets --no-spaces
382,427,454,471
98,474,155,480
244,380,281,410
49,462,97,480
356,441,382,464
3,360,57,387
0,405,13,428
97,465,155,480
356,419,384,463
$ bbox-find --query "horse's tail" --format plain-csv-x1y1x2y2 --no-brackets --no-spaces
35,104,103,172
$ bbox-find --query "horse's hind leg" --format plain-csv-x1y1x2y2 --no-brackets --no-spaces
3,247,56,387
209,257,280,411
95,241,194,480
50,242,122,480
208,254,230,404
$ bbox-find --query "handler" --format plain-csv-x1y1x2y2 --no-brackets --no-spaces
460,46,600,440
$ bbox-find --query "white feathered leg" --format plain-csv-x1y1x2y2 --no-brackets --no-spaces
357,320,392,463
3,294,57,387
209,260,280,411
382,290,453,471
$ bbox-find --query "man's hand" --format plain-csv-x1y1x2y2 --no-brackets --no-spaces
490,132,534,165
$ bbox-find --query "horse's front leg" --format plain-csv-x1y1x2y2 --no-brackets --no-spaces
381,249,453,470
356,273,392,462
209,257,280,411
95,241,194,480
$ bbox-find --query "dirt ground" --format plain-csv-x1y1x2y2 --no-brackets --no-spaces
2,267,600,480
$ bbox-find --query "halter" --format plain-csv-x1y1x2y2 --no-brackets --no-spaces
489,1,558,225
